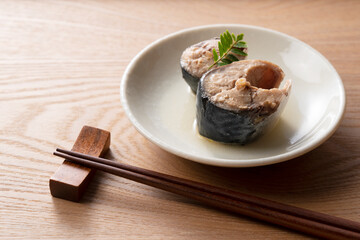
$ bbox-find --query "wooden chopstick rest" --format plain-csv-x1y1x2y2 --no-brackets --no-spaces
49,126,110,202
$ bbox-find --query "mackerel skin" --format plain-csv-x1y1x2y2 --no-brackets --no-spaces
181,66,200,93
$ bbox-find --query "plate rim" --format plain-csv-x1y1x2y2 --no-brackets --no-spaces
120,24,346,167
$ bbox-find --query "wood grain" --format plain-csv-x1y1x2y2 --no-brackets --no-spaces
0,0,359,239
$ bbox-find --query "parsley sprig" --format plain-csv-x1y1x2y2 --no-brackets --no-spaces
208,30,248,70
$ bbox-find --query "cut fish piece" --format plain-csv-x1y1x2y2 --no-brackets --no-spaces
196,59,291,144
180,38,247,93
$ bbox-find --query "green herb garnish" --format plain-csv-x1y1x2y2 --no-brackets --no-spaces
208,30,248,70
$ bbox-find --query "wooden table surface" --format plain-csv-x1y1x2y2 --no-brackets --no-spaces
1,0,359,239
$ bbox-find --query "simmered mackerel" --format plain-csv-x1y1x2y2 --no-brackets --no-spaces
197,60,291,144
180,38,247,93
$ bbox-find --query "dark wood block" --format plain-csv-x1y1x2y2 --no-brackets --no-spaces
49,125,111,202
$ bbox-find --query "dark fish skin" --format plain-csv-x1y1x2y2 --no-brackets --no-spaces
181,66,199,94
197,87,254,144
196,76,287,144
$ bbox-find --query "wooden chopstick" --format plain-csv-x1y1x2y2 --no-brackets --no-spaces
53,149,360,240
55,149,359,233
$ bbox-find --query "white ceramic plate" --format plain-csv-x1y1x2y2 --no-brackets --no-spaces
120,24,345,167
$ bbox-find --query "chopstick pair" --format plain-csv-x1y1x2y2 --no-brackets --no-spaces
53,148,360,240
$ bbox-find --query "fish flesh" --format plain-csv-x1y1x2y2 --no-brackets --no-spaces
180,38,247,93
